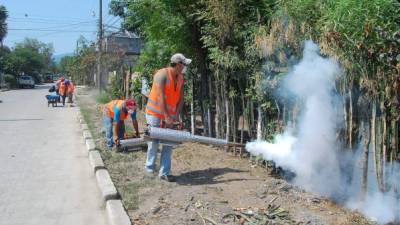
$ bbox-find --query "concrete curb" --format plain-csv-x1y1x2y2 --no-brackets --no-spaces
89,150,105,172
106,200,132,225
74,94,132,225
83,130,93,141
81,123,89,131
95,169,119,201
86,139,96,152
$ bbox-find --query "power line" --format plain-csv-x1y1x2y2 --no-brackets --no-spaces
8,20,96,30
8,19,96,24
104,16,116,27
107,17,121,27
9,28,96,32
9,14,95,22
8,20,96,26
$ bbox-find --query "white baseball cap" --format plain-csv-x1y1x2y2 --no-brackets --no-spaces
171,53,192,65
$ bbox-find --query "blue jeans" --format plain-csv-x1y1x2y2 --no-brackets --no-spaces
103,116,125,149
145,114,172,176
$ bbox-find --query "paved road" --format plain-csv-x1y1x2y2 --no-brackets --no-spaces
0,85,107,225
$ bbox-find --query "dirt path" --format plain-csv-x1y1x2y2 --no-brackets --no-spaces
76,87,373,225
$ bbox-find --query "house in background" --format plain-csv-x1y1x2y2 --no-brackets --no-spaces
102,31,143,98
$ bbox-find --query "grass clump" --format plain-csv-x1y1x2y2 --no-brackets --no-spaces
96,92,111,104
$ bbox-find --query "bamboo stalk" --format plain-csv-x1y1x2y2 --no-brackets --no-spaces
191,78,195,135
361,120,371,198
240,94,245,144
208,73,213,137
232,99,237,155
348,87,353,149
376,116,383,191
371,100,382,191
382,110,387,191
257,104,263,140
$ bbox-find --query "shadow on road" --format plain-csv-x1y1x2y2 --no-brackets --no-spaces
33,84,54,90
11,83,54,91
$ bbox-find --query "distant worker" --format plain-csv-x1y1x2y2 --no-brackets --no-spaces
144,53,191,182
55,76,64,95
58,79,74,106
66,80,75,104
103,99,139,150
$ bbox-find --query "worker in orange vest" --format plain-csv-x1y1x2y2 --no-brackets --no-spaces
59,79,74,106
145,53,191,182
66,80,75,104
103,99,139,150
55,76,64,95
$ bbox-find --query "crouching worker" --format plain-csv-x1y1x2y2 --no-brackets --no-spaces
103,99,139,150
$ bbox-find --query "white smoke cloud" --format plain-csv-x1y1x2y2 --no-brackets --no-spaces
246,40,400,224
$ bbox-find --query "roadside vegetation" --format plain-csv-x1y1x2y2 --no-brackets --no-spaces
2,0,399,223
69,0,399,197
63,0,399,223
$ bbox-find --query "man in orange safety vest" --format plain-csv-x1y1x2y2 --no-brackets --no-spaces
144,53,191,182
103,99,139,150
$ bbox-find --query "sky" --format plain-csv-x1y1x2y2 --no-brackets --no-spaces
1,0,121,55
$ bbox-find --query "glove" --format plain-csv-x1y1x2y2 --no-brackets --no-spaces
114,138,120,147
177,121,184,130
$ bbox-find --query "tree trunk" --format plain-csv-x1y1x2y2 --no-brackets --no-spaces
275,100,281,133
390,120,398,162
241,94,245,144
343,95,348,145
348,88,353,149
371,101,383,191
375,116,384,191
225,98,230,142
208,74,214,137
361,120,371,198
215,77,221,138
381,108,387,191
207,107,212,137
250,101,255,138
232,99,237,154
200,102,206,135
257,104,263,140
191,93,195,135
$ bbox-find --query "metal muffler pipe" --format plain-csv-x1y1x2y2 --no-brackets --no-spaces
119,127,243,148
119,137,147,148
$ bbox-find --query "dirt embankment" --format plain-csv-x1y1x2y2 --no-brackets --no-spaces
76,87,372,225
126,143,371,225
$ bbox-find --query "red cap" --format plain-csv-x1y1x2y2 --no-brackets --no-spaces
125,99,136,110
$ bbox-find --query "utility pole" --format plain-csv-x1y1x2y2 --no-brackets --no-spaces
97,0,103,91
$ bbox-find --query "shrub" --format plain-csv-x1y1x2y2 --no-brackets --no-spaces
4,74,18,88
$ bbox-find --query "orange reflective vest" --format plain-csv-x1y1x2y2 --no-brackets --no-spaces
145,68,184,120
59,82,74,96
59,82,66,96
67,83,74,94
104,100,129,121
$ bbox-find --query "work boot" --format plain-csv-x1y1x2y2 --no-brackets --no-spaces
159,175,176,182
